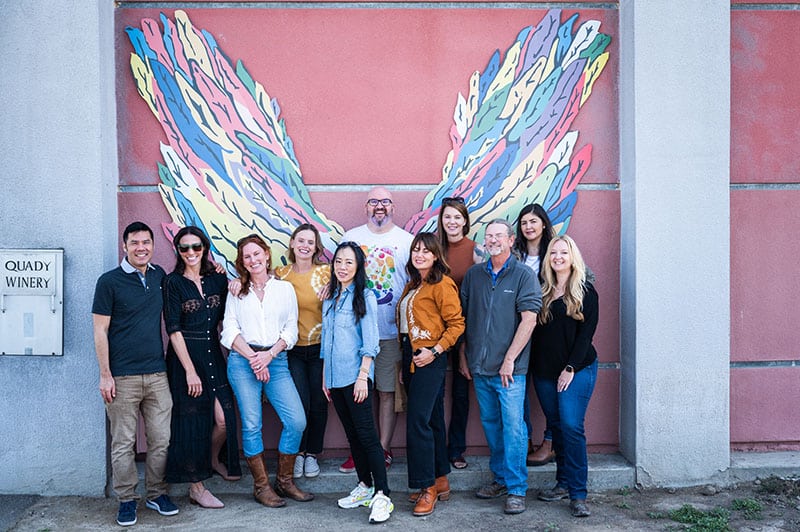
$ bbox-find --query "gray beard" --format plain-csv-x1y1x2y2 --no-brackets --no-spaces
370,214,391,227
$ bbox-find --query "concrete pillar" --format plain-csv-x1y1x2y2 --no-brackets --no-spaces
619,0,730,486
0,0,117,495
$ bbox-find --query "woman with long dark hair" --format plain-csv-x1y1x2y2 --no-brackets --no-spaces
275,224,330,479
163,226,240,509
514,203,557,466
322,242,393,524
221,234,313,508
532,235,598,518
435,197,482,470
399,233,464,517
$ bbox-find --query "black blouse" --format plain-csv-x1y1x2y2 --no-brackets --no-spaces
531,281,598,380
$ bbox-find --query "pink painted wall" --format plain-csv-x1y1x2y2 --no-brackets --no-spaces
116,5,620,454
730,7,800,450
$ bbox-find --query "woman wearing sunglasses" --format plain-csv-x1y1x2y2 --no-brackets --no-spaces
163,226,241,509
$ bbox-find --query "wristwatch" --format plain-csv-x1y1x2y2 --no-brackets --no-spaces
430,347,441,358
565,365,574,373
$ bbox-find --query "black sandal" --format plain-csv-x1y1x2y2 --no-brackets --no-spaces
450,455,468,469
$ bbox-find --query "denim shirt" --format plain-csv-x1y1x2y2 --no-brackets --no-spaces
321,285,379,389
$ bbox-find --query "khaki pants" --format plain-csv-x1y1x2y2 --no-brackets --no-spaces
105,372,172,502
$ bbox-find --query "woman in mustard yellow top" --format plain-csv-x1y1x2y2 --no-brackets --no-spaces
398,232,465,517
275,224,331,479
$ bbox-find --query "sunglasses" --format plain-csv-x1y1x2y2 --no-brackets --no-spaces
177,243,203,253
442,196,465,205
366,198,392,207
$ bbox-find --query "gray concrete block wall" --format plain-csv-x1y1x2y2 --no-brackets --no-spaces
618,0,731,486
0,0,116,495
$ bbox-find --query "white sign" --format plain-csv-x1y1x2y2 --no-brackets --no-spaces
1,251,57,295
0,249,63,356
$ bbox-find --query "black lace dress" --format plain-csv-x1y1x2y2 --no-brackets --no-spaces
163,272,241,483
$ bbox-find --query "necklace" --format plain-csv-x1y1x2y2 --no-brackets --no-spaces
251,278,268,291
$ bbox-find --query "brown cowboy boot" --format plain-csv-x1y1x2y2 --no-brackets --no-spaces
408,475,451,503
274,453,314,502
245,453,286,508
527,439,556,466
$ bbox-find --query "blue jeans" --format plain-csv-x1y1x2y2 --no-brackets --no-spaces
533,359,597,500
473,375,528,496
524,374,553,442
227,351,306,457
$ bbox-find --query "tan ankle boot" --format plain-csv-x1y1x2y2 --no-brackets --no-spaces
274,453,314,502
527,439,556,466
409,475,451,503
245,453,286,508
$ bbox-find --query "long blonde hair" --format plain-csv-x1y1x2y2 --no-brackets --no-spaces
539,235,587,324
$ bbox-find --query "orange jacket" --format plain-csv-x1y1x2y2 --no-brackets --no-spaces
396,275,465,353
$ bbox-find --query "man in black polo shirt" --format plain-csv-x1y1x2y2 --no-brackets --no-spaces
92,221,178,526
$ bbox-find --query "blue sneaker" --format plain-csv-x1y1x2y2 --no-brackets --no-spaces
116,500,137,526
145,494,179,516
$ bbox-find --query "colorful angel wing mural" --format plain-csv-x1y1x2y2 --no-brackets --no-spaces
125,9,610,270
126,11,344,273
404,10,610,242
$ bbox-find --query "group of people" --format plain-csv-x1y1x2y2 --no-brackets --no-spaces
92,187,599,526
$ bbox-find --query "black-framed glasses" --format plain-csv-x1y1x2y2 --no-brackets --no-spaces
442,196,465,205
366,198,393,207
177,243,203,253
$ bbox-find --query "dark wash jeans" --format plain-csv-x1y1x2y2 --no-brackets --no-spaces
533,359,597,500
401,335,450,489
287,344,328,455
330,381,390,495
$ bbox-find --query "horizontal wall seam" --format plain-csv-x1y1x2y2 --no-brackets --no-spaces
732,4,800,11
119,183,619,193
118,2,620,10
730,183,800,190
730,360,800,368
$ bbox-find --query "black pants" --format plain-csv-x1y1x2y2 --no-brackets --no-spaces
330,382,390,495
288,344,328,454
402,335,451,489
447,350,470,459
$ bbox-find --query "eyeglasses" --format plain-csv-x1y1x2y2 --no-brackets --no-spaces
366,198,393,207
442,196,465,205
177,243,203,253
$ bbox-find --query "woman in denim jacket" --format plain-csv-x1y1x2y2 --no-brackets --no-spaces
321,242,393,524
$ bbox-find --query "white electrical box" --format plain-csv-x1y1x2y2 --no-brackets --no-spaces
0,249,63,356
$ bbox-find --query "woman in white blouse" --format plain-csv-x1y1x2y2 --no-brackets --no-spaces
221,234,312,507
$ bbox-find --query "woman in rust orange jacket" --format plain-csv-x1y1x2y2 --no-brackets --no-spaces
398,232,465,517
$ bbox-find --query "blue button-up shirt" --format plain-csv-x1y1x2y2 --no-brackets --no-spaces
320,285,380,389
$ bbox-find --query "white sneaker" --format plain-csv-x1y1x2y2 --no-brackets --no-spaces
293,454,304,479
368,492,393,523
304,455,320,478
338,482,375,509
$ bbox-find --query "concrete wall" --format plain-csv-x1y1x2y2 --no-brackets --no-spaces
619,0,731,485
0,0,116,495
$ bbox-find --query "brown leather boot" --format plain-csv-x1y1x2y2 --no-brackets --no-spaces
274,453,314,502
527,439,556,466
245,453,286,508
408,475,451,503
412,486,437,516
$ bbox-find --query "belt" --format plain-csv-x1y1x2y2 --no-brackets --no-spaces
248,343,274,352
